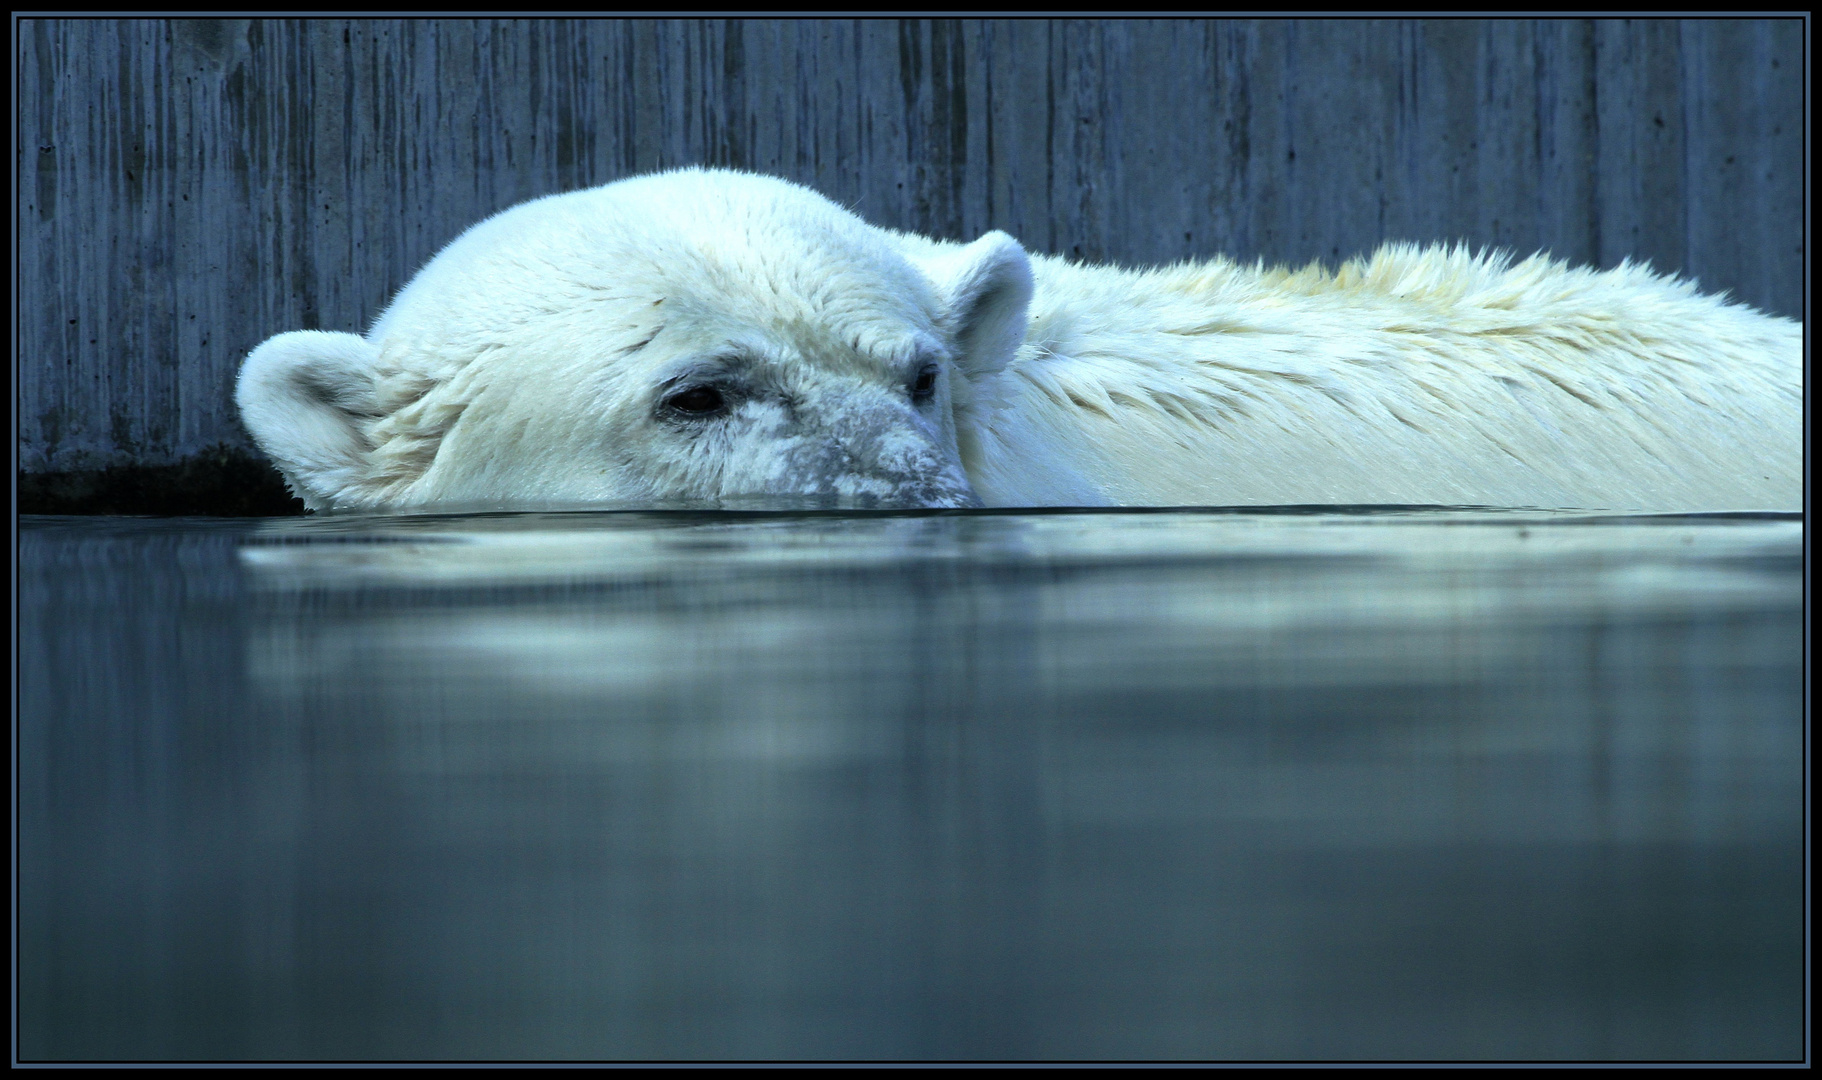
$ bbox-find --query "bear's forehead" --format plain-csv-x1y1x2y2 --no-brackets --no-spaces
604,177,938,316
655,290,942,376
377,173,944,375
634,235,939,361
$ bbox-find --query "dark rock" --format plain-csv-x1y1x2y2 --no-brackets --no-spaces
18,444,304,516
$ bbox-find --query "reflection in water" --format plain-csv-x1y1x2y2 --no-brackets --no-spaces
18,509,1804,1060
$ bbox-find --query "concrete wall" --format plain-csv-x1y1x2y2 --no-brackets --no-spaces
18,18,1806,476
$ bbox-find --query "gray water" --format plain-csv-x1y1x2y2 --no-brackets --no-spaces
16,508,1806,1062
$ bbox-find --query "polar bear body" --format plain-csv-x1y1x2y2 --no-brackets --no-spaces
969,245,1802,510
238,168,1802,513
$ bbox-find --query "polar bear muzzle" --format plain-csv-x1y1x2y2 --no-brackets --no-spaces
657,379,982,510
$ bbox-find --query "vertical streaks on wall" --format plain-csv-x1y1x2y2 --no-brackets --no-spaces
981,20,1052,256
1681,20,1802,314
934,20,971,242
1476,21,1536,254
1593,20,1688,279
1213,22,1271,262
16,17,1804,474
1527,20,1599,269
890,19,973,241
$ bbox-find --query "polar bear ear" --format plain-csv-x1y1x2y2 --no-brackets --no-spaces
236,331,383,509
913,231,1033,380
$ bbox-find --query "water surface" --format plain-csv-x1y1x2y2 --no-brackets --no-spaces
17,508,1805,1061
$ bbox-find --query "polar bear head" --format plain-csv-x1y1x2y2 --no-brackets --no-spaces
236,168,1033,511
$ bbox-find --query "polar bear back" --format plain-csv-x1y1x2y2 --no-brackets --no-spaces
958,244,1801,511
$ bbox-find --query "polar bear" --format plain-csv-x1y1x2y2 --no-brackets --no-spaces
238,168,1802,513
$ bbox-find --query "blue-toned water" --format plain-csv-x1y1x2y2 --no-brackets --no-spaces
16,508,1805,1061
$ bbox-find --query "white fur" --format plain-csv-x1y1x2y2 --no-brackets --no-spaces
238,168,1803,512
957,246,1802,510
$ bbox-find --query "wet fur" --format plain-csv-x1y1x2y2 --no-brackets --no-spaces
948,244,1801,509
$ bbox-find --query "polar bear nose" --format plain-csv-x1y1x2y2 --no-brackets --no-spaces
790,402,980,509
796,434,980,508
894,484,985,510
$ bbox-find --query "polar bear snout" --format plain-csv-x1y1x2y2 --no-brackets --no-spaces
797,430,983,508
778,423,983,509
833,413,983,510
704,391,980,509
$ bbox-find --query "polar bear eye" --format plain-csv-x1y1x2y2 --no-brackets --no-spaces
911,366,939,401
664,385,727,417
